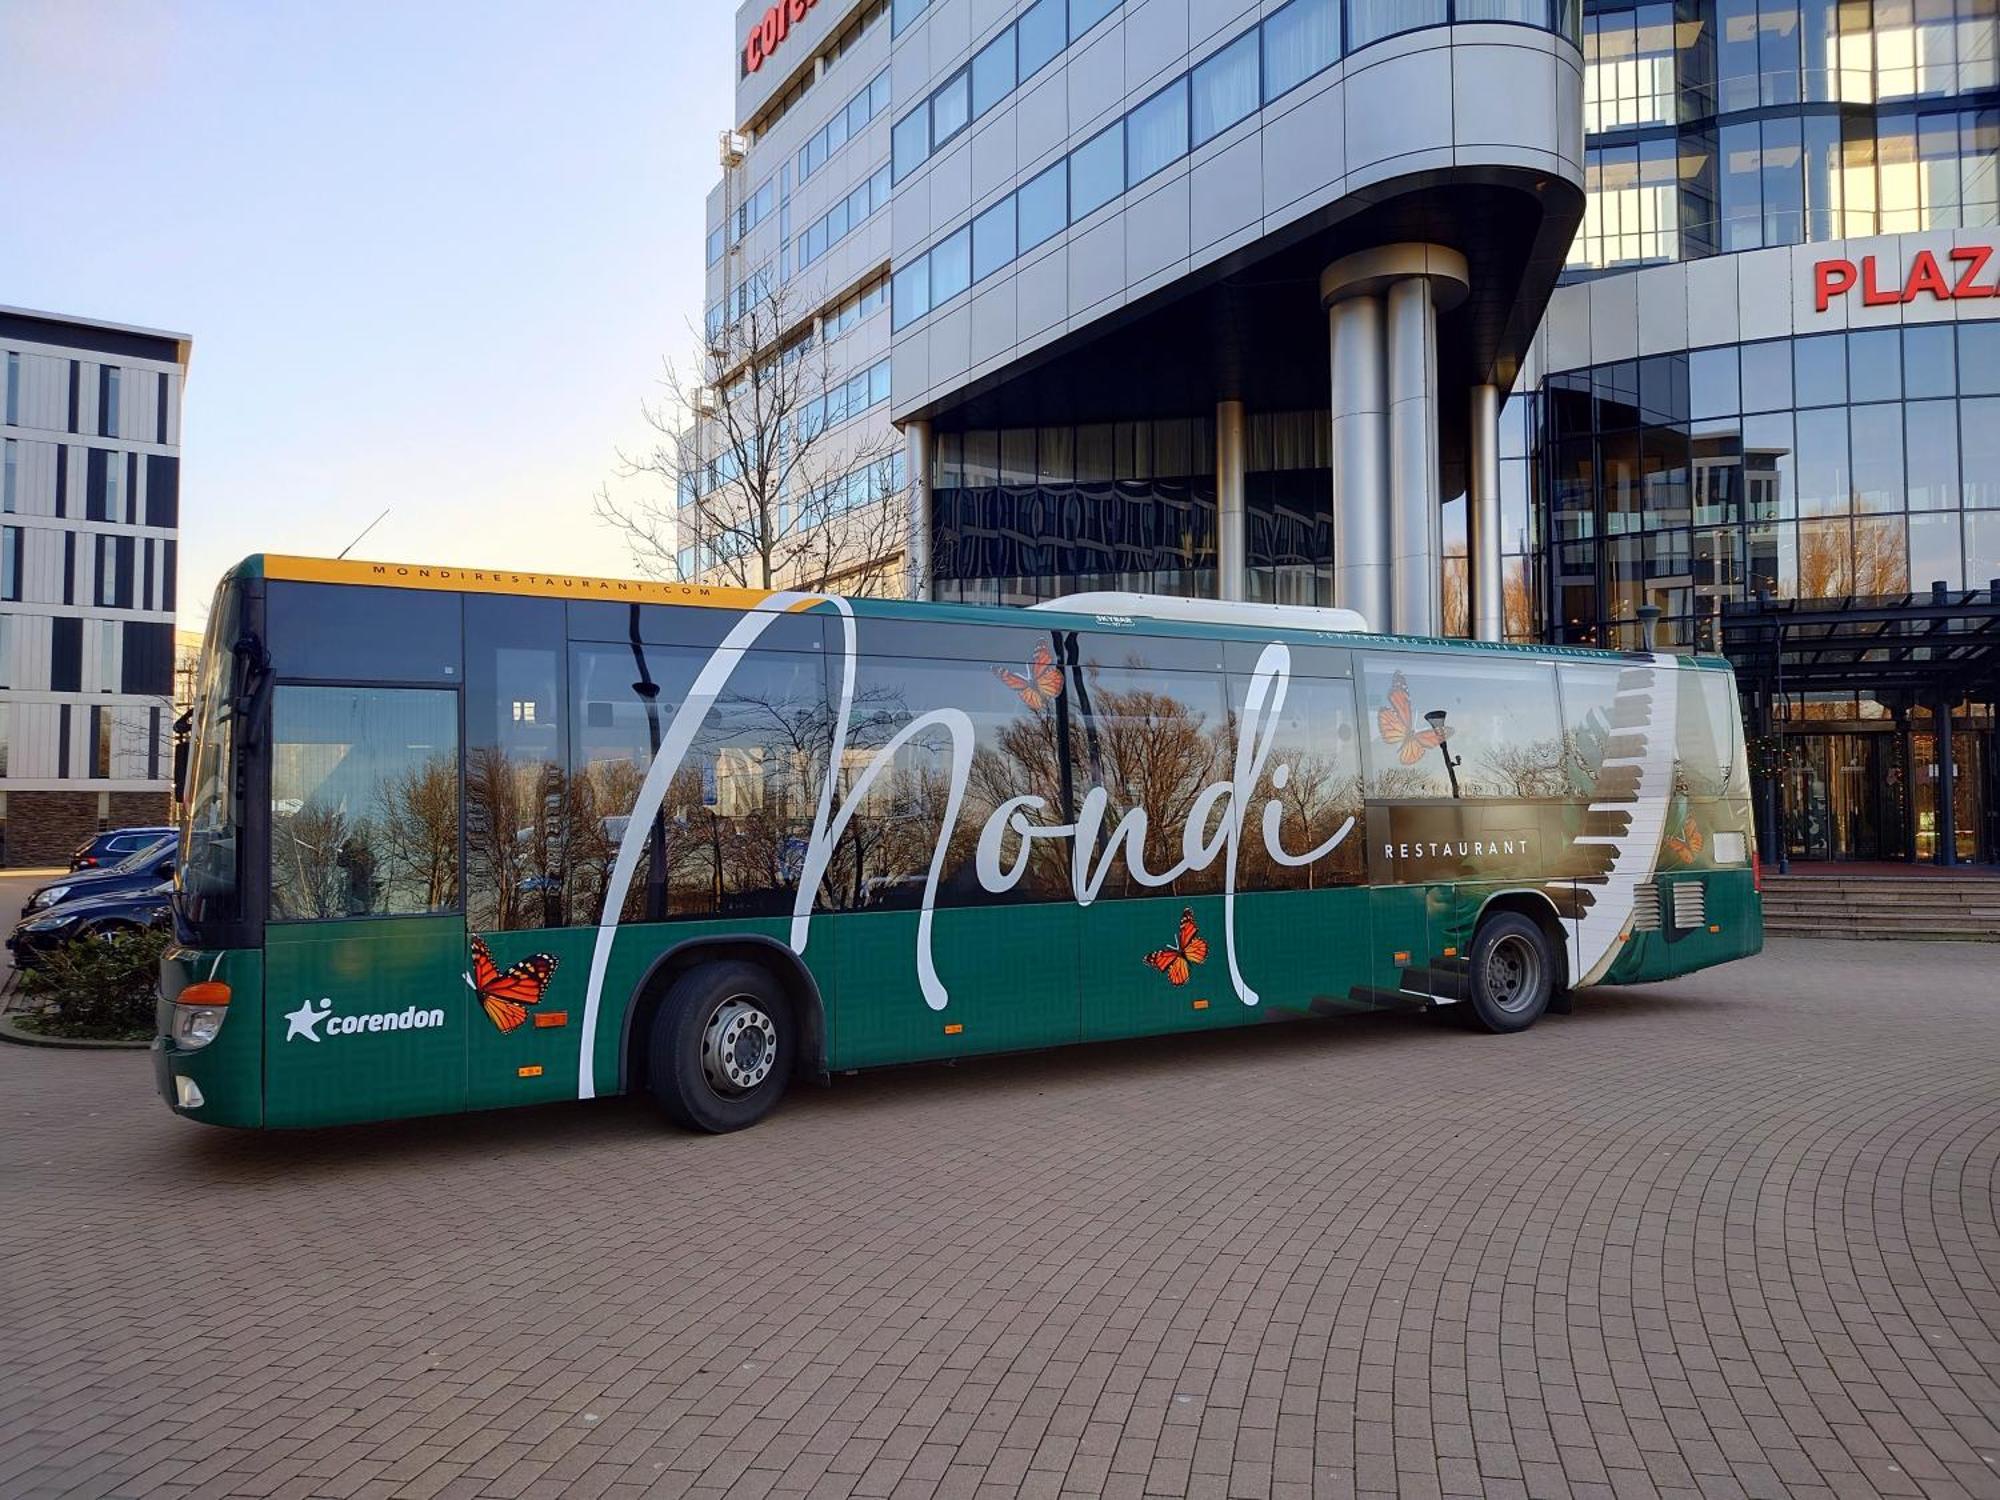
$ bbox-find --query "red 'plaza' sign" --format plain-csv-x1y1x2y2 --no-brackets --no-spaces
1814,248,1997,312
744,0,818,73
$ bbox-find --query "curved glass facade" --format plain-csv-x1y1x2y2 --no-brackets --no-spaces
1535,320,2000,648
1572,0,1999,270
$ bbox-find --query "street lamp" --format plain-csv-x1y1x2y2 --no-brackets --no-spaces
1424,709,1463,799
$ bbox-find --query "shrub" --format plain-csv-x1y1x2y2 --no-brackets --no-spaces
16,926,171,1041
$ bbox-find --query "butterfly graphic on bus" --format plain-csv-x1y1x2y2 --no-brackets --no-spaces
994,643,1065,711
1663,813,1704,865
1143,908,1209,987
1376,670,1447,765
465,935,560,1033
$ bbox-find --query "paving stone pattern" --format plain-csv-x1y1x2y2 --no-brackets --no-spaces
2,937,1997,1500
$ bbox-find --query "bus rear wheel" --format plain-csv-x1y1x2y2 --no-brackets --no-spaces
1465,912,1555,1034
646,961,793,1133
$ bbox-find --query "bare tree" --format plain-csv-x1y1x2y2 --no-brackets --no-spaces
598,281,916,597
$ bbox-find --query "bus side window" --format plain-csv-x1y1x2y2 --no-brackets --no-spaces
1359,656,1564,799
465,596,570,932
1556,663,1624,798
268,686,461,921
1234,673,1365,892
1676,670,1738,798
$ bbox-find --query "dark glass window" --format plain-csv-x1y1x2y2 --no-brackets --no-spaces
1793,332,1847,407
1849,404,1904,513
932,69,970,146
268,581,461,682
1903,324,1957,399
930,225,972,305
891,107,929,183
1069,121,1124,219
1847,327,1903,403
1019,160,1068,250
465,597,574,932
1191,31,1259,146
1738,340,1793,412
971,28,1015,116
1262,0,1337,98
269,686,460,920
1017,0,1065,76
1072,0,1119,29
1675,671,1739,799
1962,322,2000,396
1126,78,1188,184
1905,400,1960,511
1233,670,1364,892
972,196,1016,282
1359,656,1564,800
1689,346,1739,419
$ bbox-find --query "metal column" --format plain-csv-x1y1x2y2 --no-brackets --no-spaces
1321,244,1469,637
904,418,932,601
1468,383,1504,642
1326,296,1389,631
1216,399,1247,603
1387,276,1441,637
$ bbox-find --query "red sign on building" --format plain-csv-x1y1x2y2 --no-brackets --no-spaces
1814,247,1997,313
744,0,818,74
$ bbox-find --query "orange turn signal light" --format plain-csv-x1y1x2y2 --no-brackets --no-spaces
1443,947,1458,958
943,1023,964,1035
1192,999,1209,1010
517,1065,544,1078
175,981,231,1007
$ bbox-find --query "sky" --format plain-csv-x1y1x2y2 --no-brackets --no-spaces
0,0,734,629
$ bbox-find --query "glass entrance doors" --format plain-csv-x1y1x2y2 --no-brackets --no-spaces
1779,729,1988,863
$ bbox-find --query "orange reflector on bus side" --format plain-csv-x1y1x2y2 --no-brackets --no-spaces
1709,924,1721,933
943,1023,964,1035
1393,951,1410,965
1192,999,1209,1010
517,1065,543,1078
1443,947,1457,958
175,981,231,1007
533,1011,568,1028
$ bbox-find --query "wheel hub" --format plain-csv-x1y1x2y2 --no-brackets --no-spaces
1484,933,1543,1013
702,998,778,1095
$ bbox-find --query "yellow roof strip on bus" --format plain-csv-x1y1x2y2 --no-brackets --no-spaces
260,555,780,610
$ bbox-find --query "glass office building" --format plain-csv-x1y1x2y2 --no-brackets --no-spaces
1527,0,2000,861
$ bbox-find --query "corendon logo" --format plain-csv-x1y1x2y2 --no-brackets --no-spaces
282,997,446,1042
744,0,818,73
1814,247,1997,313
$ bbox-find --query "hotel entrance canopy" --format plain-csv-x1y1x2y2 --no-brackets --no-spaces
1722,584,2000,704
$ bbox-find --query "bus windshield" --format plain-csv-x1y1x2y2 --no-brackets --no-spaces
176,579,243,927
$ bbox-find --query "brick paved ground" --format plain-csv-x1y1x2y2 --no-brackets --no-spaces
2,930,1997,1500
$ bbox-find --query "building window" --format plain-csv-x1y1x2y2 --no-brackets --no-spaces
1018,160,1067,251
1069,121,1125,221
1,527,18,602
972,196,1016,282
1126,78,1189,186
100,366,120,438
1347,0,1445,50
1193,32,1260,147
2,439,14,513
4,352,16,425
98,619,118,693
971,29,1015,117
1261,0,1337,102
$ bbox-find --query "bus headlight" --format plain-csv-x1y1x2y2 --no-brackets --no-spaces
173,1005,226,1048
171,980,231,1049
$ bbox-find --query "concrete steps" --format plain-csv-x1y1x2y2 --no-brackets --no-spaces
1762,873,2000,941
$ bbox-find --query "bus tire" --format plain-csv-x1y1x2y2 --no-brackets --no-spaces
1465,912,1555,1034
646,961,793,1133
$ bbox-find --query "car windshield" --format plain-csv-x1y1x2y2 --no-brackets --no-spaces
112,836,174,873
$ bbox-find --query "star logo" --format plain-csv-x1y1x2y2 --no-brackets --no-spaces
283,997,333,1043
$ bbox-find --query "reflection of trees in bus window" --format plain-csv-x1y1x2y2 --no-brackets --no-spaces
1556,663,1624,797
1232,673,1363,892
465,598,581,931
1675,670,1739,798
1070,661,1232,900
268,686,460,920
568,641,835,924
1360,657,1564,799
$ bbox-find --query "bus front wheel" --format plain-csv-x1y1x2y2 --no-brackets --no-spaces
1465,912,1555,1034
646,961,793,1133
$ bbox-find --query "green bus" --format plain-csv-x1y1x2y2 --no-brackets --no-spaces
158,555,1762,1133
